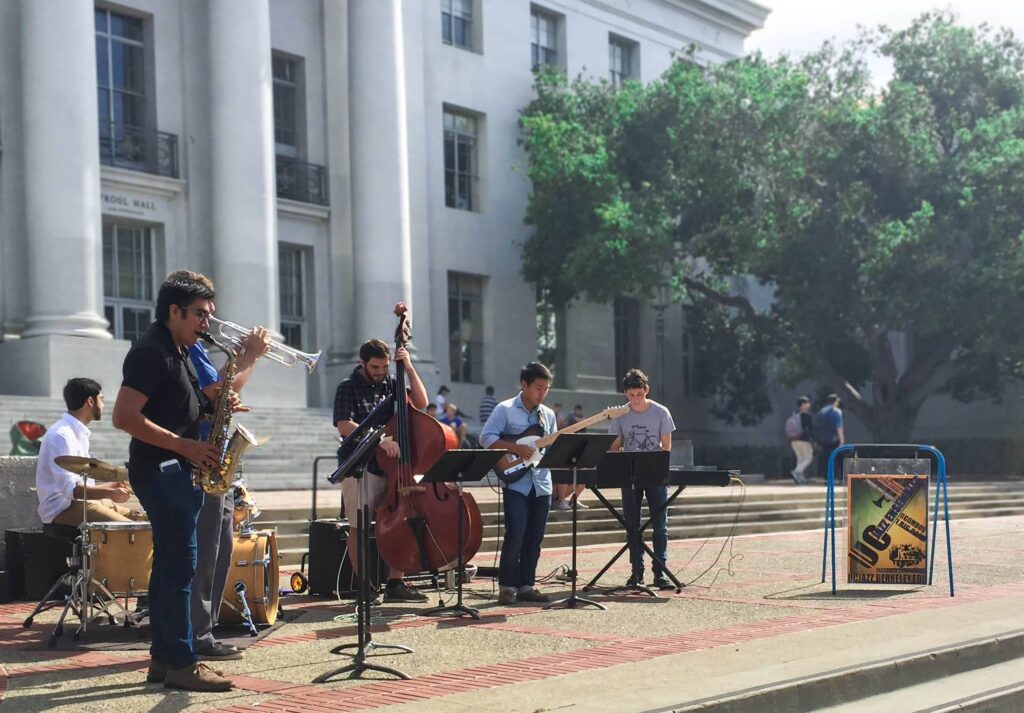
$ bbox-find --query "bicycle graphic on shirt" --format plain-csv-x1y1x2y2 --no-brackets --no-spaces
624,431,660,452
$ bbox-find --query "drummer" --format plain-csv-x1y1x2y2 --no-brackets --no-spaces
36,378,133,526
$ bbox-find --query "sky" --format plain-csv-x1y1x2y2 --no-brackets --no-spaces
744,1,1024,85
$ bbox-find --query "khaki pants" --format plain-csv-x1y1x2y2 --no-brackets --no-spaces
51,499,133,526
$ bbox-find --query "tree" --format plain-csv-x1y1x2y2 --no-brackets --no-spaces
519,13,1024,441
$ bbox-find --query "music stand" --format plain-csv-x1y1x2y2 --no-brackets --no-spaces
314,425,413,683
584,451,671,597
418,449,507,619
542,433,617,610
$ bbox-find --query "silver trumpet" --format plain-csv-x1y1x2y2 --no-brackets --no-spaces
209,315,321,372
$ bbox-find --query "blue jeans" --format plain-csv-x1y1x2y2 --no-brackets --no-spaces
129,461,205,669
499,486,551,589
620,485,669,578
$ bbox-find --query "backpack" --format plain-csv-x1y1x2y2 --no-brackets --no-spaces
784,413,803,440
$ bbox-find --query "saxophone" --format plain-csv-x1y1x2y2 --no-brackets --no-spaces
195,331,258,495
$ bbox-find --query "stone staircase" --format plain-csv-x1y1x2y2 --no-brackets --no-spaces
1,394,337,490
260,482,1024,568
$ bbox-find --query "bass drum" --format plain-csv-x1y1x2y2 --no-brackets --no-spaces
218,529,279,626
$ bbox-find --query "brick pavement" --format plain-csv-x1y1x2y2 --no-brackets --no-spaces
1,516,1021,712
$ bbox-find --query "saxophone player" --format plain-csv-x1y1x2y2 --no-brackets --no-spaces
162,271,270,665
112,272,234,692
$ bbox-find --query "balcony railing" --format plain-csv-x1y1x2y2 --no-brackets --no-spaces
98,122,179,178
276,155,329,206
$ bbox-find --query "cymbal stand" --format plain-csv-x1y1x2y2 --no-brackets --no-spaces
22,479,132,646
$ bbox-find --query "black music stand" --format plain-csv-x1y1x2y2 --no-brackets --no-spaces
314,425,413,683
584,451,673,597
543,433,617,610
418,449,507,620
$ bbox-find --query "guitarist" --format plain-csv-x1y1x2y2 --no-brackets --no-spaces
479,362,558,605
608,368,677,590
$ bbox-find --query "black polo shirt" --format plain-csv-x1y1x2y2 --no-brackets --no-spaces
122,320,209,471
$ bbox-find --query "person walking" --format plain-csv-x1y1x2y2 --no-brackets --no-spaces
785,396,813,484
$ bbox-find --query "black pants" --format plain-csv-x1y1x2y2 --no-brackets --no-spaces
816,442,840,480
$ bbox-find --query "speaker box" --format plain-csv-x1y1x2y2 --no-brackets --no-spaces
307,518,386,597
0,570,13,604
4,528,74,601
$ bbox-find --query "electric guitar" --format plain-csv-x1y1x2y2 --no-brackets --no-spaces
493,405,631,484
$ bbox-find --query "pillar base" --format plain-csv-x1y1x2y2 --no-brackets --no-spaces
0,335,129,398
21,312,112,340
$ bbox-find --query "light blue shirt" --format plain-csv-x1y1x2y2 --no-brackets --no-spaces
479,393,556,497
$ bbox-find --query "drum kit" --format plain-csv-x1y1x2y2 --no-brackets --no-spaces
22,456,280,647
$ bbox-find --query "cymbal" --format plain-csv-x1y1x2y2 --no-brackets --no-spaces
54,455,129,483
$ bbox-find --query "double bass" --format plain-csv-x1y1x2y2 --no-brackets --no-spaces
375,303,484,573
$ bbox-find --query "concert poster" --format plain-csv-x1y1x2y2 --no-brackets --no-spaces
846,474,929,585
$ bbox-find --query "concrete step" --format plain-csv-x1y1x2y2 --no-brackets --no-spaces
668,629,1024,713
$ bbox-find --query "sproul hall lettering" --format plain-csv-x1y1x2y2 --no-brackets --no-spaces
102,192,158,217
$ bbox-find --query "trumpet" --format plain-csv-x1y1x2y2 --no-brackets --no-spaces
209,316,321,372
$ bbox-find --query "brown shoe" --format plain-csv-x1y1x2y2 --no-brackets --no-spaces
164,662,234,692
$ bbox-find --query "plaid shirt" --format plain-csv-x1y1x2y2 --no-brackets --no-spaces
332,366,397,476
333,366,396,428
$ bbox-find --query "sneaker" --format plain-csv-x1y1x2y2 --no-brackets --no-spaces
652,575,674,590
551,499,571,511
497,588,517,605
573,500,590,509
790,470,808,485
384,582,428,602
625,573,644,589
164,662,233,692
516,589,551,603
196,642,243,661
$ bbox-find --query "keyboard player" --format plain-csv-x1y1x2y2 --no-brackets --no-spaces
607,369,676,590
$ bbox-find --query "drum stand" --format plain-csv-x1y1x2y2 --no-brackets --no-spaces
315,426,413,683
23,486,135,647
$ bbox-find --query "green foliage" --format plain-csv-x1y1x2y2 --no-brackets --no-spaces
519,13,1024,438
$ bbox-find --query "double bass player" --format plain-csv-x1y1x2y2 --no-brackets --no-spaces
332,337,429,602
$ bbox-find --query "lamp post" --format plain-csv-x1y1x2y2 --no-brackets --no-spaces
653,276,671,400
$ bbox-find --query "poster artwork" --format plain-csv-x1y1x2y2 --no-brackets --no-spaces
847,474,928,585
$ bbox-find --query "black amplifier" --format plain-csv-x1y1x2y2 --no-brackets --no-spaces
4,528,74,601
307,519,386,597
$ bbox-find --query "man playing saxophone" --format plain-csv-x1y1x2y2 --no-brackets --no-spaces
112,272,234,692
163,271,270,664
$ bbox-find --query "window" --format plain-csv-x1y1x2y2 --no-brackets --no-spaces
448,273,484,383
613,297,640,384
95,8,146,166
609,35,638,87
536,287,565,386
102,222,154,343
530,7,559,68
680,306,695,397
273,53,300,158
443,109,478,211
442,0,473,50
279,245,306,349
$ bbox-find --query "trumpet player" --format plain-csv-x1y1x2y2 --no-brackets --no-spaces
164,272,271,666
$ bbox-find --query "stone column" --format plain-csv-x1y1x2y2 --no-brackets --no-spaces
19,0,109,339
207,0,280,336
349,0,414,343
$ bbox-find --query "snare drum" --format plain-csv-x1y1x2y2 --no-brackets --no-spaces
219,529,279,626
87,521,153,595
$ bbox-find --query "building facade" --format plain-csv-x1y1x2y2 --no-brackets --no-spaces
0,0,769,429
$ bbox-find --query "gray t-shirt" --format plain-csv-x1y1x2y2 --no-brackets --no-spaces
608,401,676,452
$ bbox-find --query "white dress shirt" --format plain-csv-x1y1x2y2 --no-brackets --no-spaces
35,413,95,523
